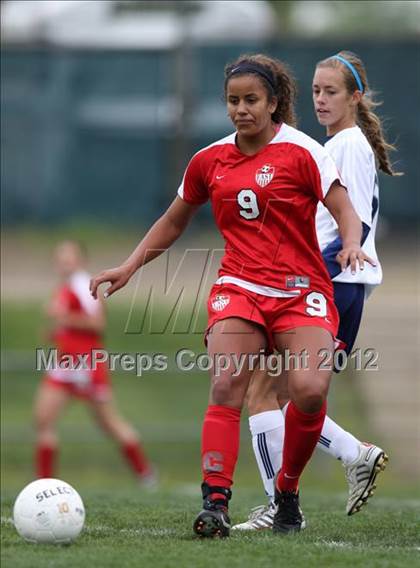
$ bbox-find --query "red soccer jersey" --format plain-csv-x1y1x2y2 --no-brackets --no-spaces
178,123,342,298
51,271,103,355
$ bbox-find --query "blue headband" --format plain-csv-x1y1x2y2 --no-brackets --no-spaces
227,63,276,91
331,54,364,93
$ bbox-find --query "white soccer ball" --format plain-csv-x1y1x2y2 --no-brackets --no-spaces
13,478,85,544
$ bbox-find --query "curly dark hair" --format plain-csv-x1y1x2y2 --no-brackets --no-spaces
224,53,298,127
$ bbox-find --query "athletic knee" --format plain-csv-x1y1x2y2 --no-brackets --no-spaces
211,380,231,405
211,375,243,407
34,411,52,433
291,384,327,413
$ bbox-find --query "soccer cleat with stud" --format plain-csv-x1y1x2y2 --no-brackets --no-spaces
344,443,388,516
232,500,307,532
193,483,232,538
232,501,277,531
193,504,231,538
272,488,305,535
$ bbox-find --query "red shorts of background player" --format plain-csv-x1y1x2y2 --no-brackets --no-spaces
43,358,111,402
206,283,339,352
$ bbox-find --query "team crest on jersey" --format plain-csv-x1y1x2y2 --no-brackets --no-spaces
256,164,275,188
211,294,230,312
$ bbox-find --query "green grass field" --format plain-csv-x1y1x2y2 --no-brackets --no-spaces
2,489,419,568
1,302,420,567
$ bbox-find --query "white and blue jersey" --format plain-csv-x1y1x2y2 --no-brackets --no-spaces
317,126,382,296
316,126,382,357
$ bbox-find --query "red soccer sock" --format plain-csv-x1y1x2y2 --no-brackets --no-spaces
201,404,241,491
36,444,57,478
276,400,327,493
121,441,152,476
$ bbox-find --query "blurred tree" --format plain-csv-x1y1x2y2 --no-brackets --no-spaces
266,0,295,34
267,0,420,36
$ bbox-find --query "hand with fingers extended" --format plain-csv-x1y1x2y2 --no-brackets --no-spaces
336,244,376,275
90,263,135,299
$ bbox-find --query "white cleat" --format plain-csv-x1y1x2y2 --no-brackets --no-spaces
344,443,388,516
232,500,306,531
232,502,277,531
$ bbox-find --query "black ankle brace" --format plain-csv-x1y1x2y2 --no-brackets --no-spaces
201,482,232,502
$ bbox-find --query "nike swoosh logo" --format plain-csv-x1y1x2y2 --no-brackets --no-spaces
216,175,225,180
220,515,231,528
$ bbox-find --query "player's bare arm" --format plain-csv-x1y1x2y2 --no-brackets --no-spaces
90,196,199,298
324,181,376,273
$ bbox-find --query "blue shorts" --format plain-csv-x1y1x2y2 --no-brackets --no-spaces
333,282,365,371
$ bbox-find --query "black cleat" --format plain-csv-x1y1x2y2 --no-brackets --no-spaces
193,483,232,538
272,488,304,535
193,505,231,538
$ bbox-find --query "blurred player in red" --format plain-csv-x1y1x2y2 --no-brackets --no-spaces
90,54,375,537
34,240,156,486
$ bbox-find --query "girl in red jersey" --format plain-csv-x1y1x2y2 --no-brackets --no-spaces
34,240,156,486
90,54,374,537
